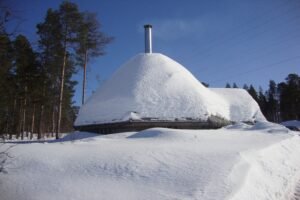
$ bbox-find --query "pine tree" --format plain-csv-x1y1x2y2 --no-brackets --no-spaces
247,85,259,103
278,74,300,121
257,87,267,115
233,83,238,88
76,12,113,105
201,82,209,87
55,2,82,139
225,83,231,88
13,35,37,139
0,33,14,137
0,1,10,35
36,1,112,138
37,2,82,139
266,80,279,122
37,8,63,138
0,1,113,139
243,84,249,91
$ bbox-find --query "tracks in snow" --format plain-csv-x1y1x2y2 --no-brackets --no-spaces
291,180,300,200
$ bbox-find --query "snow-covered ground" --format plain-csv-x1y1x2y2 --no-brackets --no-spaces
1,122,300,200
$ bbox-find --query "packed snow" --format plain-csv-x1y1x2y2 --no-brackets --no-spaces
75,53,264,126
1,122,300,200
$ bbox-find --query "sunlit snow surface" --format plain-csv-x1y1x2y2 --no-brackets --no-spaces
1,122,300,200
75,53,265,126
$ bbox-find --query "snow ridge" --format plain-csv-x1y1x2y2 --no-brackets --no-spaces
229,135,300,200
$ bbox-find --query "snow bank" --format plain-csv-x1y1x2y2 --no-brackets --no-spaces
127,128,200,141
225,121,290,133
225,122,252,130
1,123,300,200
250,121,289,133
58,131,98,142
230,135,300,200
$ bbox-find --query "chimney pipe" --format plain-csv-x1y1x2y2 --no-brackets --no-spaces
144,24,152,53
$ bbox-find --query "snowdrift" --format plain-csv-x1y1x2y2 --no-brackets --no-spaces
75,53,265,126
1,122,300,200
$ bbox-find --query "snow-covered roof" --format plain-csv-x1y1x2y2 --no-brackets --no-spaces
211,88,266,122
75,53,265,126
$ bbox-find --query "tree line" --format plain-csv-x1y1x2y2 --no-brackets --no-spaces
1,1,298,140
225,73,300,122
0,1,112,139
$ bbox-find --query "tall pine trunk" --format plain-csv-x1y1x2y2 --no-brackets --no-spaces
51,108,55,137
38,103,44,140
9,98,17,140
82,50,88,105
18,103,23,139
56,40,67,139
21,86,28,140
37,83,46,140
30,103,35,139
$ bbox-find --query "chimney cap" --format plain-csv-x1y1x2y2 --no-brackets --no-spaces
144,24,152,28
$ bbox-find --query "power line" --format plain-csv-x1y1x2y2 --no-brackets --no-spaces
209,55,300,84
186,10,300,80
198,14,300,66
181,2,300,62
199,33,300,77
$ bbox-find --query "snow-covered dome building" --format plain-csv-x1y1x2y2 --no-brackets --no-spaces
74,25,265,133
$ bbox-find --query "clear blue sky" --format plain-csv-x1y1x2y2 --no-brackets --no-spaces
7,0,300,106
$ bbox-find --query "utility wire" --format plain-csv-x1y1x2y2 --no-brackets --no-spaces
196,14,300,68
200,32,300,77
181,2,300,62
209,55,300,84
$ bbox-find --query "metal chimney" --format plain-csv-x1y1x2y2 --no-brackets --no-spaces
144,24,152,53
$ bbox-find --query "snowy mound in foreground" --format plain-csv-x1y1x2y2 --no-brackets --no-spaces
75,53,229,125
2,123,300,200
128,128,200,141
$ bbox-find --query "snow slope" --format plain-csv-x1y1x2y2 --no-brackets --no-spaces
1,122,300,200
75,53,264,126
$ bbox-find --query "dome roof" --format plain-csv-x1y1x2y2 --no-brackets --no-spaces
75,53,231,126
